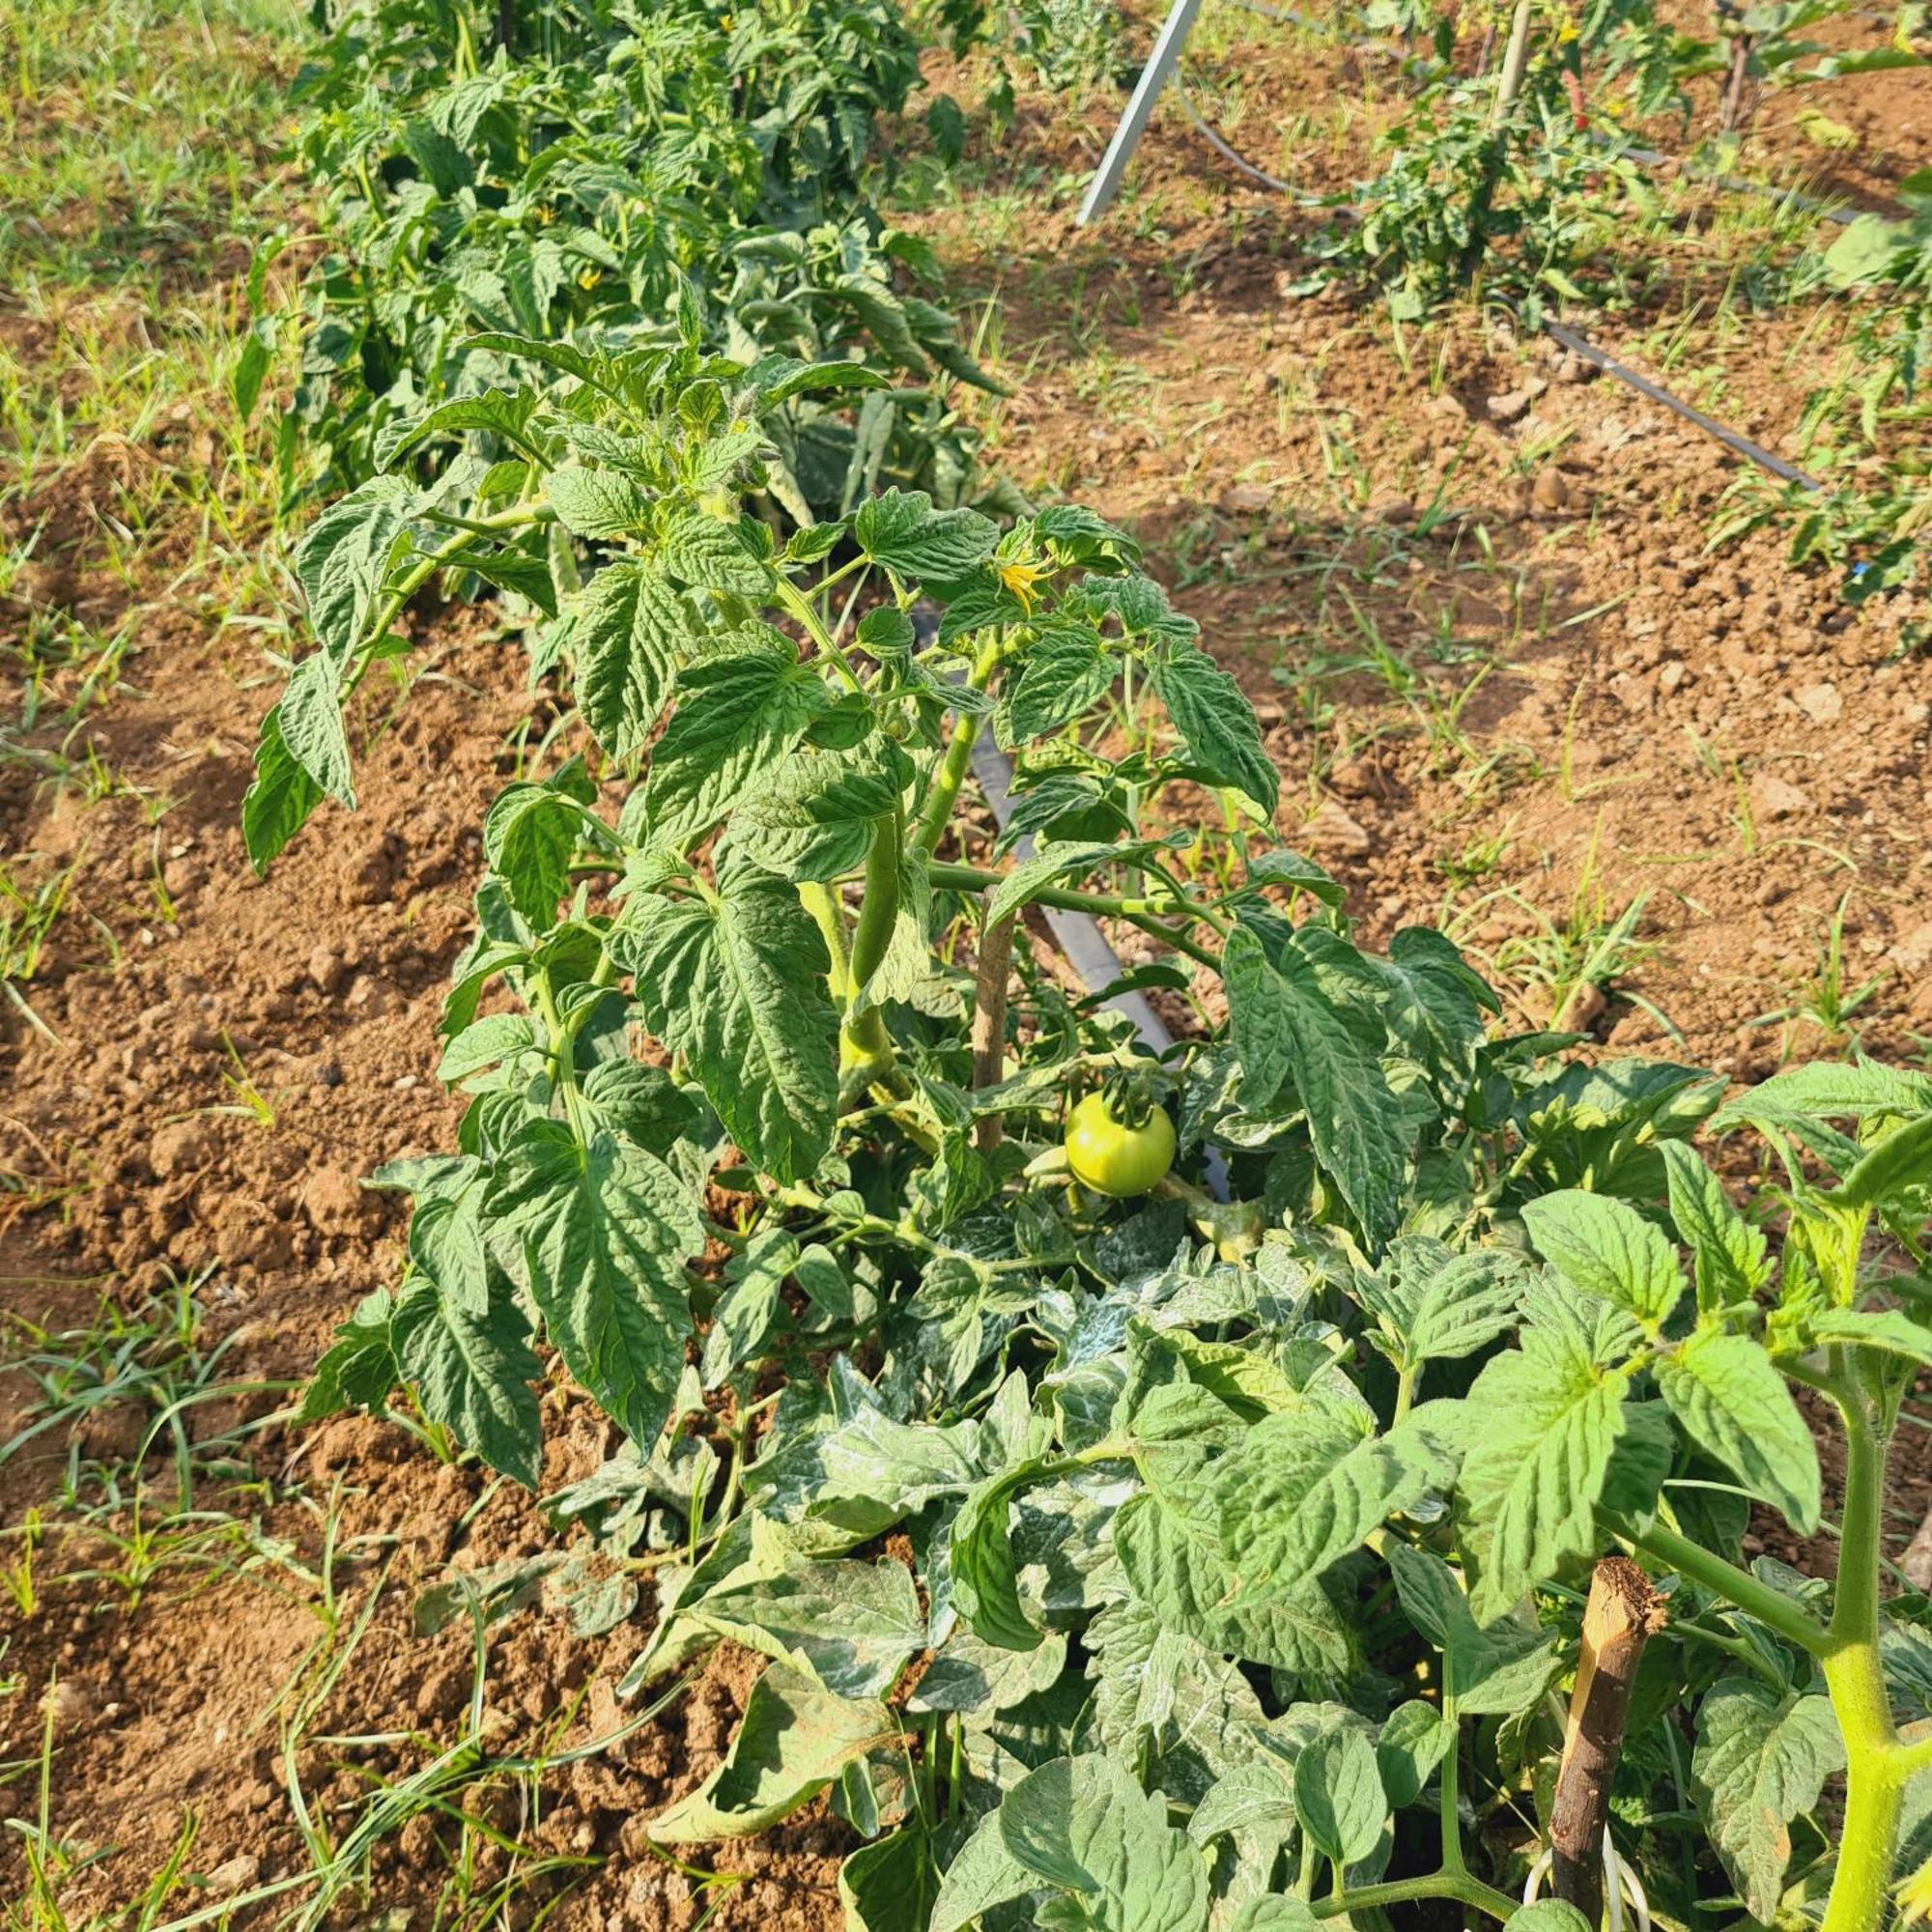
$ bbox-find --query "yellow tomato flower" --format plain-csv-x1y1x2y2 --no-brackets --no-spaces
1901,1853,1932,1925
996,555,1048,611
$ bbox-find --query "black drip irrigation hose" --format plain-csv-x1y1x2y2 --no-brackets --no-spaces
1538,318,1820,487
1174,85,1309,198
1618,142,1861,226
1170,98,1826,491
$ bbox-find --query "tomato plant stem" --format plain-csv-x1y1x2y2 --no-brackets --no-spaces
1625,1519,1830,1658
1439,1701,1463,1872
925,860,1221,969
915,632,1004,855
798,881,854,1003
530,968,591,1143
1313,1869,1519,1923
1820,1395,1904,1932
341,502,554,704
840,809,902,1082
771,576,866,693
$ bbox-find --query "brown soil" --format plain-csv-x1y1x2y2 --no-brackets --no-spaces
2,11,1929,1928
923,20,1932,1077
0,601,855,1923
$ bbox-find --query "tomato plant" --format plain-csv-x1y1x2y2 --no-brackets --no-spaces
242,0,1932,1912
272,0,1008,524
1712,173,1932,610
251,291,1932,1930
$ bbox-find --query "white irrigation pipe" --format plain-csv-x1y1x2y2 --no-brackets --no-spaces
1522,1827,1653,1932
921,613,1234,1199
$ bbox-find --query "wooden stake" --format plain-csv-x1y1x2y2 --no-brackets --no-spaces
971,913,1016,1155
1490,0,1537,128
1550,1555,1667,1927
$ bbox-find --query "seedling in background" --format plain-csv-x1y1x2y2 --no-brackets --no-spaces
1752,892,1888,1053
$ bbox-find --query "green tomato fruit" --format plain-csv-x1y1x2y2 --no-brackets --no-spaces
1064,1091,1176,1198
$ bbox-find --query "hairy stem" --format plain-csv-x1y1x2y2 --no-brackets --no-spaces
770,575,865,693
797,881,854,1004
925,860,1221,970
531,969,590,1144
838,810,902,1084
339,501,554,707
1820,1396,1904,1932
1438,1703,1463,1873
1312,1870,1519,1924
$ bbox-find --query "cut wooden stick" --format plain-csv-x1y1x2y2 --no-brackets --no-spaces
1550,1554,1668,1927
971,912,1016,1155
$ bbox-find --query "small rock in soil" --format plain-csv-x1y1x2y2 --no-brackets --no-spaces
150,1120,215,1179
1903,1508,1932,1593
1219,483,1272,515
1794,680,1841,724
1485,377,1548,423
303,1168,374,1235
1750,772,1811,819
1531,466,1571,513
1327,757,1381,799
206,1855,261,1896
307,944,352,994
1889,921,1932,979
1559,982,1607,1033
1301,800,1373,857
42,1680,90,1732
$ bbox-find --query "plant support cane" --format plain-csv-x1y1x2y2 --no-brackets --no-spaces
971,912,1016,1155
1550,1556,1667,1926
1460,0,1536,281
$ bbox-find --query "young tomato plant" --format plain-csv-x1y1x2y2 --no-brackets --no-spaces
265,316,1932,1929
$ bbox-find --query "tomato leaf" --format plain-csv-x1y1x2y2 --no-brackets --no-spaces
484,1122,703,1450
1149,644,1278,812
1657,1330,1820,1534
1520,1189,1687,1328
1692,1676,1845,1919
619,869,838,1182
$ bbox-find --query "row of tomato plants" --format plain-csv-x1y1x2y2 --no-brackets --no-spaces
250,7,1932,1929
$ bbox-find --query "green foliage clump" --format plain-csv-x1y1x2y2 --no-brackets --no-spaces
279,0,1008,522
1715,170,1932,607
254,313,1932,1931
